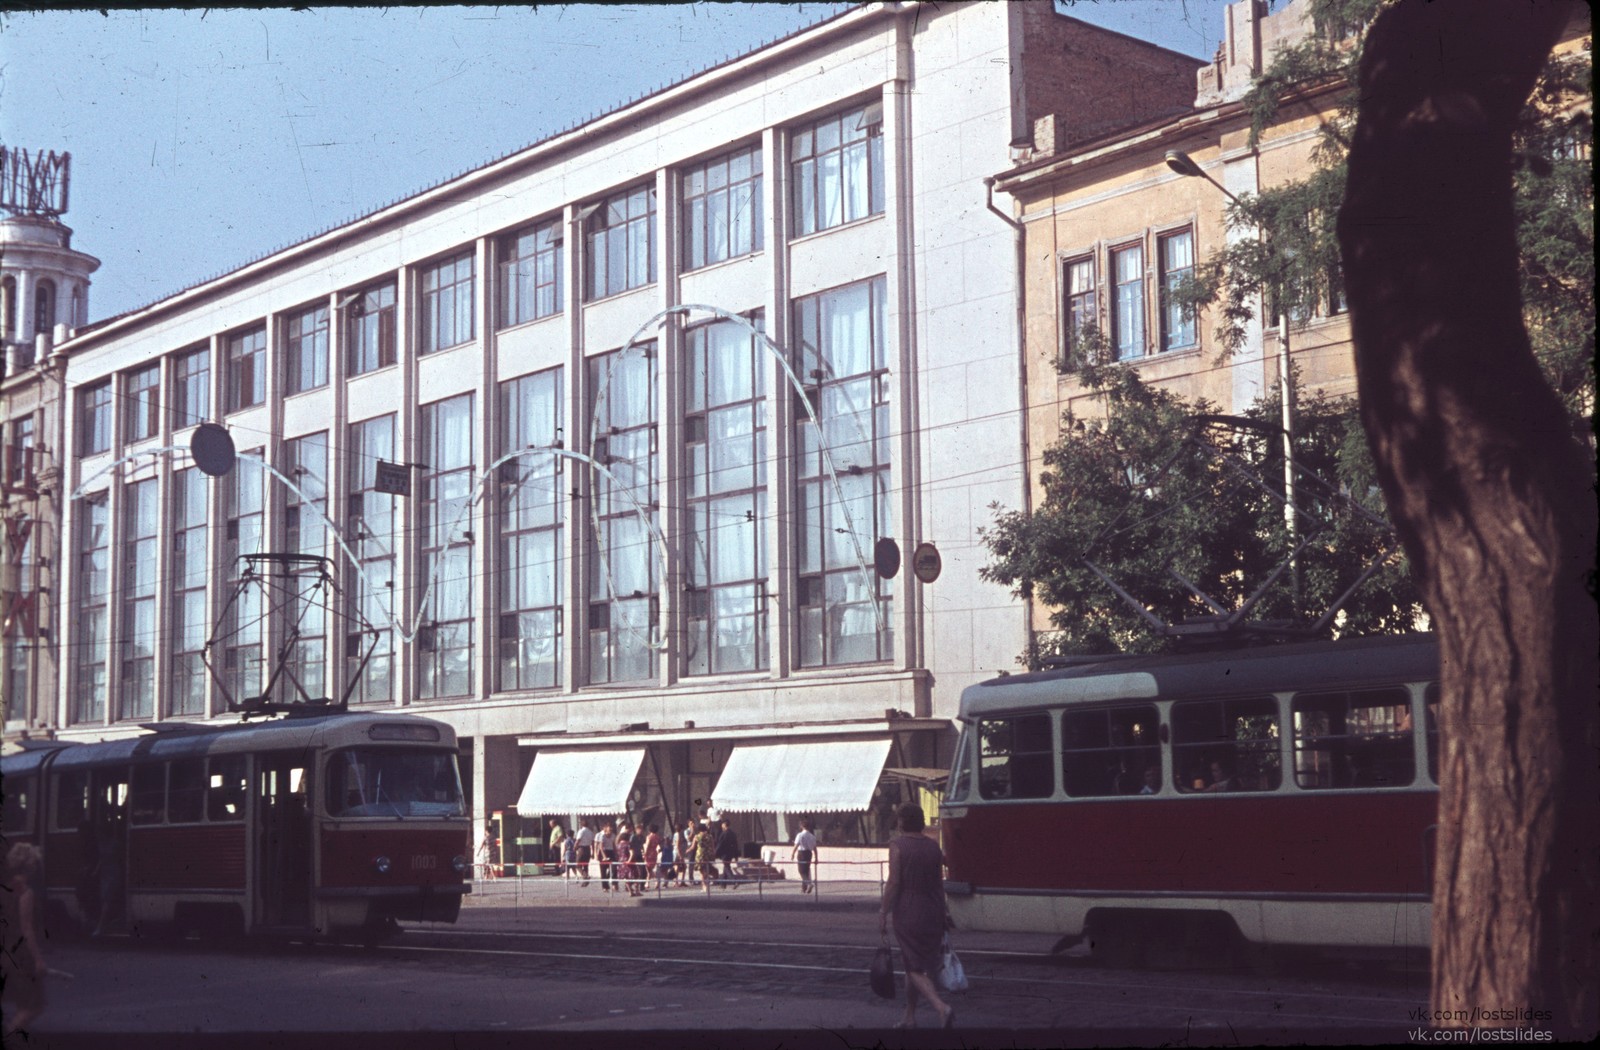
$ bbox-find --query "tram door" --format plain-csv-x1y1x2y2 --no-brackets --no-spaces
88,768,129,934
255,753,312,928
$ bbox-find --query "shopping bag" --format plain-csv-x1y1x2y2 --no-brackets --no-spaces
869,941,897,999
938,936,969,993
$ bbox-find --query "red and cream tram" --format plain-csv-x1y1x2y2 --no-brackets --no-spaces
0,711,471,942
940,634,1439,962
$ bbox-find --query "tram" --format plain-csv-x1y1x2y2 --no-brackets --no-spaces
940,633,1439,962
0,711,471,942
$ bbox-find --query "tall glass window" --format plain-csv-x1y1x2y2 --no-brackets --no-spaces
497,369,563,692
171,347,210,430
225,326,267,412
223,451,266,704
683,316,767,676
792,277,892,666
588,346,658,684
73,495,109,723
418,396,475,699
78,382,112,455
119,479,158,720
284,433,329,701
790,103,884,236
682,144,763,271
284,303,329,394
498,221,563,327
1111,243,1146,360
34,279,55,336
346,415,396,704
346,282,397,376
1158,229,1196,351
1063,256,1097,368
584,185,656,300
419,253,476,355
125,365,161,444
170,467,209,717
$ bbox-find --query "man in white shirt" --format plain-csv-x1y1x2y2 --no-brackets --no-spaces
574,820,595,886
791,818,819,894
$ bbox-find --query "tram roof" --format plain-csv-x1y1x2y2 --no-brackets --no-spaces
11,712,454,773
961,633,1439,716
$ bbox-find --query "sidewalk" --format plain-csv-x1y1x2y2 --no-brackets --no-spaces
462,872,883,912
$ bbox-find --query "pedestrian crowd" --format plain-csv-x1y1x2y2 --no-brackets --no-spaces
528,814,822,896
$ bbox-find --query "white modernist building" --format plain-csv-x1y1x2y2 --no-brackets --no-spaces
43,1,1201,854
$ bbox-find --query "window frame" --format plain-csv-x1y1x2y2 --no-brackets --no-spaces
78,381,112,456
583,184,657,301
1109,240,1148,361
417,395,476,700
1291,687,1417,790
124,364,161,444
418,251,477,355
789,102,885,237
1060,703,1163,798
681,143,764,272
283,301,330,395
224,325,267,413
976,711,1056,801
496,367,565,693
170,347,210,431
1171,695,1283,793
1061,253,1099,370
345,281,397,376
1157,226,1197,352
169,466,209,717
497,219,564,328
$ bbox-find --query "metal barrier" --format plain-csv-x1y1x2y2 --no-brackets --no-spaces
467,856,889,903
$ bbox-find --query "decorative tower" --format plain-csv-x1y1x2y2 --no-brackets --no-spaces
1,147,100,375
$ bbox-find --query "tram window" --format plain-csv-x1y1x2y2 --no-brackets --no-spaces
1425,683,1440,783
1292,687,1414,789
326,749,466,817
1,776,31,833
977,713,1054,800
1061,705,1161,797
130,764,166,825
1171,696,1281,793
168,759,206,823
53,770,89,831
207,755,248,821
946,726,974,803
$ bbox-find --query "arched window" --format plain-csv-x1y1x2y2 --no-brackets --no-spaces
1,276,15,341
34,279,56,337
70,284,85,328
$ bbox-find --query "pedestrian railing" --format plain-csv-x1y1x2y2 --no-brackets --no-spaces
468,856,888,903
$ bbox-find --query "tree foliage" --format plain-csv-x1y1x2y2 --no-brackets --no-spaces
981,362,1421,663
1182,0,1594,417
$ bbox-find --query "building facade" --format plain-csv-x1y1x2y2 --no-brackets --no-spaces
29,2,1202,853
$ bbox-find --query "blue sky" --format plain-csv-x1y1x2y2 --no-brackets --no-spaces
0,2,1236,321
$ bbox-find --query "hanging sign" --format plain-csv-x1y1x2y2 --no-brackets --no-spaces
911,542,942,584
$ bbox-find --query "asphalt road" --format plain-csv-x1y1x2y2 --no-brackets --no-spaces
16,878,1432,1049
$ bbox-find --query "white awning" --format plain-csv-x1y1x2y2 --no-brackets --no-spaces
711,738,892,814
515,748,646,815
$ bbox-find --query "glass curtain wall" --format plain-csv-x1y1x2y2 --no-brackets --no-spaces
418,396,475,699
170,466,209,716
497,368,564,692
587,345,658,684
346,416,396,704
792,278,893,667
284,433,329,701
683,316,767,676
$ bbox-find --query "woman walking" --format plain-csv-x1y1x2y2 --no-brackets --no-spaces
692,821,716,897
1,842,49,1037
878,802,954,1029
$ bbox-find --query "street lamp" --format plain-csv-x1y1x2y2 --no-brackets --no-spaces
1164,149,1298,601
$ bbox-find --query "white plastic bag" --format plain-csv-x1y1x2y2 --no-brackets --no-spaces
938,936,968,993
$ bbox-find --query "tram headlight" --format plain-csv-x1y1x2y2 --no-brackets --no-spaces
374,855,392,875
451,855,468,874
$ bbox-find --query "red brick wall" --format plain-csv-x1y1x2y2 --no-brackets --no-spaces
1019,2,1204,148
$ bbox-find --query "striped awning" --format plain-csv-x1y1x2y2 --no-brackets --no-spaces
711,738,892,814
515,748,646,815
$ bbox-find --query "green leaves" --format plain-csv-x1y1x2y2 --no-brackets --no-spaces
980,369,1424,665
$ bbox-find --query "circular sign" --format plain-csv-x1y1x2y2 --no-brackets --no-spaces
911,542,942,584
190,423,236,478
874,537,901,580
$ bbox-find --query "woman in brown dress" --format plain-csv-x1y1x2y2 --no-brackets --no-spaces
878,802,954,1029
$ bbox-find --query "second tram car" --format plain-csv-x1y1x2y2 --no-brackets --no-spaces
940,634,1439,961
0,711,471,942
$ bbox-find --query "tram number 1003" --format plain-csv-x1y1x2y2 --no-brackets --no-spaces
410,855,438,871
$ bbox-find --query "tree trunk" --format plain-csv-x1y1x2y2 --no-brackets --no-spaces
1338,0,1597,1036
